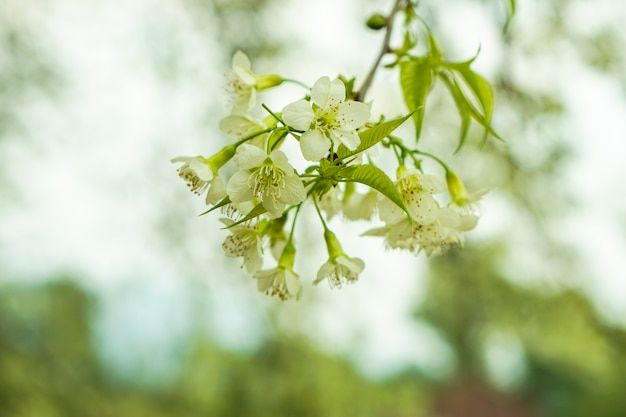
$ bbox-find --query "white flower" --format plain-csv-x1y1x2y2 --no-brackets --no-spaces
171,156,226,205
228,51,257,115
365,207,478,256
379,168,444,225
228,51,283,115
206,175,227,205
314,230,365,288
282,76,370,161
219,114,270,149
315,256,365,288
226,144,306,218
220,218,264,273
254,266,302,301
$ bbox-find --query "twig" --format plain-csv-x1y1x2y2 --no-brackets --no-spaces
355,0,407,102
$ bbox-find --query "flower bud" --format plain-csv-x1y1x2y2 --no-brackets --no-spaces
366,13,388,30
445,169,486,207
254,74,284,90
445,169,468,206
277,241,297,270
206,144,237,172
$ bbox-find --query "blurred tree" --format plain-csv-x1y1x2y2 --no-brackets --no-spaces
410,0,626,415
0,280,433,416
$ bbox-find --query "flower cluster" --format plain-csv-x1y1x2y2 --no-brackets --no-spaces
172,48,489,301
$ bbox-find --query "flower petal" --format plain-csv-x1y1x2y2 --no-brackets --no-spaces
254,268,277,292
244,244,263,273
206,176,226,205
285,271,302,300
282,99,314,131
232,50,251,71
235,143,267,169
337,101,370,130
226,170,254,203
300,129,331,161
231,88,256,115
281,175,306,205
332,129,360,151
314,261,334,284
310,76,331,107
336,256,365,273
378,195,405,225
232,51,256,85
406,193,439,225
267,149,292,172
262,195,285,218
219,114,264,137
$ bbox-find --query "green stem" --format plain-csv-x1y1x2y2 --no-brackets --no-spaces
282,78,311,90
261,103,284,125
287,203,302,243
312,197,330,232
233,128,273,147
412,149,451,172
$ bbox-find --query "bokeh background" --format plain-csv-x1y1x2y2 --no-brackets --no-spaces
2,0,626,416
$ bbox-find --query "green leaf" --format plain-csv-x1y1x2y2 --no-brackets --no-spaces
223,202,267,228
339,164,407,214
336,112,413,159
451,63,496,145
439,72,473,153
505,0,516,29
198,195,231,216
400,57,433,142
443,64,504,146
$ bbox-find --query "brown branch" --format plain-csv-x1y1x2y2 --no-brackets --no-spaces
355,0,408,102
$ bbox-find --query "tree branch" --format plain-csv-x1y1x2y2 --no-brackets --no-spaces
355,0,408,102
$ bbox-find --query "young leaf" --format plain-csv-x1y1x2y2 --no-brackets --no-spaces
400,57,433,142
443,62,504,144
319,158,343,178
336,112,413,159
339,165,407,214
199,195,231,216
451,63,496,145
439,71,472,153
505,0,516,28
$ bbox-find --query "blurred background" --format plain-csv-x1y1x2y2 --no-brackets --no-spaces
2,0,626,415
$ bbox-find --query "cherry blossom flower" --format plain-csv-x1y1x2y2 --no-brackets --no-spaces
220,218,264,273
228,50,283,115
253,242,302,300
171,155,227,205
282,76,370,161
219,114,272,149
378,167,445,225
314,230,365,288
226,144,306,218
365,207,478,256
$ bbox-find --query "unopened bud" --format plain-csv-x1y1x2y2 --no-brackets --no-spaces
254,74,284,90
366,13,388,30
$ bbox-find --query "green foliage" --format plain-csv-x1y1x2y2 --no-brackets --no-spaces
398,41,502,151
0,281,430,417
337,112,414,159
400,57,433,142
339,164,407,215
